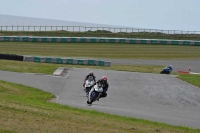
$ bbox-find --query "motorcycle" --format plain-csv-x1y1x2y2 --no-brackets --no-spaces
160,67,172,74
84,78,95,96
87,83,103,105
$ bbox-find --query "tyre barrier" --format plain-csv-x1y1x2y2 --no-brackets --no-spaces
0,36,200,45
0,53,24,61
24,56,111,67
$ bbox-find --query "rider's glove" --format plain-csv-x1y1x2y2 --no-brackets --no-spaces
83,83,85,87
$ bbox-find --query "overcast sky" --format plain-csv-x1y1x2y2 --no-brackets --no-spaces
0,0,200,31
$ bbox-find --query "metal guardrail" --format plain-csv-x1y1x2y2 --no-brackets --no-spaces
1,26,200,36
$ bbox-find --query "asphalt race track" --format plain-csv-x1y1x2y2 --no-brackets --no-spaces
1,62,200,129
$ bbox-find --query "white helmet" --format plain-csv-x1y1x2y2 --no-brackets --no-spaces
169,65,173,69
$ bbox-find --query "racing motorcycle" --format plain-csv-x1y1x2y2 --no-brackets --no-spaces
87,83,103,105
84,78,95,96
160,67,172,74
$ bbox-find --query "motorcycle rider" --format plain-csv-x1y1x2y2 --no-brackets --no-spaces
162,65,173,74
95,76,109,100
165,65,173,71
83,71,96,87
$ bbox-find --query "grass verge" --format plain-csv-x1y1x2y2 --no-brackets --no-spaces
177,74,200,88
1,42,200,59
1,80,200,133
0,60,165,74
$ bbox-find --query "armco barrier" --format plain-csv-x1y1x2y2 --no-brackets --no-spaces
24,56,111,67
0,36,200,45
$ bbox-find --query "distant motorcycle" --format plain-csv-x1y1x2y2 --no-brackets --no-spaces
87,83,103,105
160,67,172,74
84,79,95,96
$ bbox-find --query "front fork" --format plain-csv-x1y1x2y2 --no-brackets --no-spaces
88,88,94,102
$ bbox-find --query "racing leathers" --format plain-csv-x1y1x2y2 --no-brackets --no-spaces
83,74,96,87
95,79,109,98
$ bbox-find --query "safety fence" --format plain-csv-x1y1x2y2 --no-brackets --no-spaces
24,56,111,67
1,26,200,36
0,36,200,45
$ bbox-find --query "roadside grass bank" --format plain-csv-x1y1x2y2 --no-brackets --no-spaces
1,31,200,40
0,80,200,133
177,74,200,88
1,42,200,59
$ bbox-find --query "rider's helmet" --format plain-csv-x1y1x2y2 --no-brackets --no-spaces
102,76,107,84
89,71,94,76
168,65,173,70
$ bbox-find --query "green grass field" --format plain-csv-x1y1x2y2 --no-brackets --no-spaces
1,42,200,59
0,41,200,133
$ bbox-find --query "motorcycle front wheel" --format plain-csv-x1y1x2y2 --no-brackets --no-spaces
88,91,99,104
